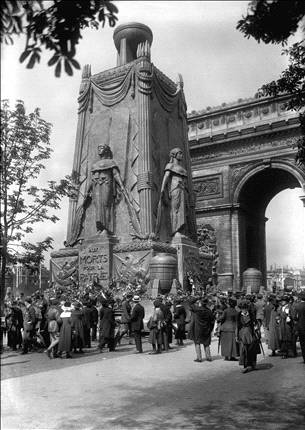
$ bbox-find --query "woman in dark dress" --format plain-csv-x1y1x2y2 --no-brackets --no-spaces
99,299,116,352
189,297,215,362
278,296,293,359
58,301,73,358
219,298,238,361
237,301,261,373
71,302,85,353
173,299,187,346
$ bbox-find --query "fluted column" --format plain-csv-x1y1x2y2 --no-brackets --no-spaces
66,65,91,242
136,43,153,236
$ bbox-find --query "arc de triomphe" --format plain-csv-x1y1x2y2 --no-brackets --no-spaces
188,94,305,290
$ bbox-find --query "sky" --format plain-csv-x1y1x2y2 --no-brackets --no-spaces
1,1,304,269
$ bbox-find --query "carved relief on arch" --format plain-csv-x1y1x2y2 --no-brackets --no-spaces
193,174,223,200
229,162,257,199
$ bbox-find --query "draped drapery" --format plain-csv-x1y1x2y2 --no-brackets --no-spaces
77,62,183,114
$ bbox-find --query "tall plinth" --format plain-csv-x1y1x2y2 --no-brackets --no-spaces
51,23,201,293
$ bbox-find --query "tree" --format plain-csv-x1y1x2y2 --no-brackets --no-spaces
1,0,119,77
0,99,71,298
237,0,305,167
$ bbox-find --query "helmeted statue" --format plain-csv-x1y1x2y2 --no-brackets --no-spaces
89,144,122,233
66,144,141,246
158,147,188,237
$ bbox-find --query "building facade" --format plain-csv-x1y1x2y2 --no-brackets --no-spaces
188,95,305,290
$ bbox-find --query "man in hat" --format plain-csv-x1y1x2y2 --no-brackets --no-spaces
130,295,145,353
294,291,305,363
116,292,133,346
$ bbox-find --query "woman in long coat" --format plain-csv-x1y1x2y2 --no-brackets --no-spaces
219,298,238,361
173,299,187,345
268,299,281,356
58,302,73,358
99,300,115,352
278,296,293,359
189,297,215,362
148,301,164,354
71,302,85,353
237,301,261,373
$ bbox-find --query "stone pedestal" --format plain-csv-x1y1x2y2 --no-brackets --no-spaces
113,240,177,295
79,235,118,288
217,272,234,292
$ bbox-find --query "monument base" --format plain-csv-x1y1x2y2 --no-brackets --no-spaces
79,234,118,288
113,239,177,295
50,248,79,288
217,272,234,291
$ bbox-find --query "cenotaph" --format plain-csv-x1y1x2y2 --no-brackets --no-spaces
51,22,200,293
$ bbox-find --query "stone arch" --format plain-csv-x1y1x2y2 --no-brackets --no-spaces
233,159,305,205
232,158,305,288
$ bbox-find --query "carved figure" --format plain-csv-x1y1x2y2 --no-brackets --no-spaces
89,144,143,235
197,224,217,254
66,144,142,245
158,148,188,237
89,144,122,233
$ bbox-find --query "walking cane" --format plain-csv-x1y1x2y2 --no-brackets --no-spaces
217,332,221,354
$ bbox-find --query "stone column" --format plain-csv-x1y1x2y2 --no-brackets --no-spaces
231,205,240,290
136,48,153,236
66,65,91,241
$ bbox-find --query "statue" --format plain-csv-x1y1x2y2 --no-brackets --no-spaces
89,144,123,234
66,144,142,245
157,147,188,237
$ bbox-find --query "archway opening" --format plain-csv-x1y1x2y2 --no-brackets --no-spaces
266,188,304,274
237,166,302,287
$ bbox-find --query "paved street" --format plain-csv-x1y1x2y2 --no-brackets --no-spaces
1,337,305,430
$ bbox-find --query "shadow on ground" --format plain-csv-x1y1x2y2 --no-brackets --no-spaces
57,356,305,430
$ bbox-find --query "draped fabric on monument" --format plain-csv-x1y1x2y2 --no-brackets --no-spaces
76,64,184,114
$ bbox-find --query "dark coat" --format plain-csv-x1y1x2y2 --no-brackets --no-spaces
71,309,85,348
295,301,305,332
130,303,145,332
90,306,98,327
189,304,215,345
82,306,92,329
23,305,36,332
121,300,132,324
220,307,238,333
263,302,273,328
174,304,186,340
58,314,72,353
99,307,115,339
162,304,173,343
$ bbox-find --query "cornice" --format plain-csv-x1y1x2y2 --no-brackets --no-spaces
187,93,292,121
189,119,300,150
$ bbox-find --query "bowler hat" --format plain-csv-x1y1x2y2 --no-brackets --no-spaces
133,295,140,303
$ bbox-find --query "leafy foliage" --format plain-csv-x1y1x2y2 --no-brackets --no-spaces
237,1,305,168
257,43,305,166
237,0,305,45
1,0,119,76
0,99,71,293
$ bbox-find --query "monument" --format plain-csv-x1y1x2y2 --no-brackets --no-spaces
51,22,200,293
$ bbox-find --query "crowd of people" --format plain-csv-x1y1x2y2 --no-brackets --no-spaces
1,286,305,374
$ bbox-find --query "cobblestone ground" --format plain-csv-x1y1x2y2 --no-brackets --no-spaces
1,336,305,430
